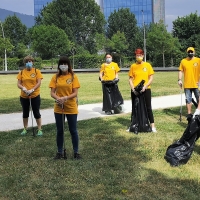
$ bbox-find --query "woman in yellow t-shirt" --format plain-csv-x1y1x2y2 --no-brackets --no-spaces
99,53,123,114
128,48,156,133
17,55,43,136
49,56,81,160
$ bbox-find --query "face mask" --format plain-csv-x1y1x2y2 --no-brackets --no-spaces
59,65,68,72
26,62,33,68
106,58,112,63
136,56,143,63
188,53,194,58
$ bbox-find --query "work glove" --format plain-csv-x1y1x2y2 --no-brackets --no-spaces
193,109,200,118
26,89,34,96
178,80,182,88
22,87,27,93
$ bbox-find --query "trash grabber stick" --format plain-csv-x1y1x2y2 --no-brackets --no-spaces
61,104,67,159
179,89,183,122
29,96,35,137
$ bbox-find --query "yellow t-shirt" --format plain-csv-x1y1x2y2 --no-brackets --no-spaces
49,73,80,114
178,57,200,88
17,68,43,98
128,62,154,89
100,62,120,81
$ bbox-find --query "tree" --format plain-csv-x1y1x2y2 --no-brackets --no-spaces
107,8,139,56
31,25,70,59
172,12,200,51
147,21,181,67
3,15,27,47
35,0,106,54
111,31,129,67
0,37,14,56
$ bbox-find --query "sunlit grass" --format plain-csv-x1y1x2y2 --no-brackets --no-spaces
0,71,179,113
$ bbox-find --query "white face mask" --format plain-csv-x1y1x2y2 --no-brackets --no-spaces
59,65,68,72
106,58,112,63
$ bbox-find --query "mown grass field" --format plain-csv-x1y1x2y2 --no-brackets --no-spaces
0,71,200,199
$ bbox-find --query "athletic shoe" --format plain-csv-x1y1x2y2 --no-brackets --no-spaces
21,128,27,135
152,128,157,133
74,153,81,160
54,152,63,160
126,127,130,132
37,129,43,136
105,111,112,115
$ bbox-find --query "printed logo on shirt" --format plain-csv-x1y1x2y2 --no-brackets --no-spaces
143,67,147,72
66,78,72,84
193,62,198,67
30,73,36,78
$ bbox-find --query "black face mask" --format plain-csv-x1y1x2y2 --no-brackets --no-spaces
188,53,194,58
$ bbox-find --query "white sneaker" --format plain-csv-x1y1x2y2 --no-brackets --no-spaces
126,127,130,132
152,128,157,133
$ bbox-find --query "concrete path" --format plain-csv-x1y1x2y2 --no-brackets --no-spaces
0,94,185,132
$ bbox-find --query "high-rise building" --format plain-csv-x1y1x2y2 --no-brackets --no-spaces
95,0,165,26
34,0,53,17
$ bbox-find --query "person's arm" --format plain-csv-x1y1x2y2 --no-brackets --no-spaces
178,71,183,88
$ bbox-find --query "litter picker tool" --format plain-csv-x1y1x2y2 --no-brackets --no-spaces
61,104,67,159
179,89,183,122
29,96,35,136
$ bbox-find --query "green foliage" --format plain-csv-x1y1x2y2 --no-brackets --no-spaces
31,25,70,59
0,37,14,55
107,8,139,56
3,15,27,47
35,0,106,54
172,12,200,51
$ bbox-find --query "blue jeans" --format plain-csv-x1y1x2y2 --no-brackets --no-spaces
54,113,79,154
184,88,199,104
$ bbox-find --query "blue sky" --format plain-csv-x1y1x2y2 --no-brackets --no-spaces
0,0,199,31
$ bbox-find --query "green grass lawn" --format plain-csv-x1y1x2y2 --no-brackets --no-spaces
0,71,179,113
1,71,200,199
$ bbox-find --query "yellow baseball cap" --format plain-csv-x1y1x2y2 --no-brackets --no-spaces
187,47,195,52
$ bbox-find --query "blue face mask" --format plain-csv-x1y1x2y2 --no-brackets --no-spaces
26,62,33,68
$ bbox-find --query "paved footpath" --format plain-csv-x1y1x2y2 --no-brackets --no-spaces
0,94,185,132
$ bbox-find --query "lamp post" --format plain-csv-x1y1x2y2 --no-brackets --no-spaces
141,10,146,62
0,20,7,71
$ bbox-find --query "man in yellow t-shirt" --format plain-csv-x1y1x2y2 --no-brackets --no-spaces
178,47,200,119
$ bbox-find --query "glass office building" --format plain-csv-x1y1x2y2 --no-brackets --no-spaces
96,0,165,26
34,0,53,17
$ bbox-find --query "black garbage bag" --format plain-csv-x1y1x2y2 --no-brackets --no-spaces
164,116,200,167
129,80,152,134
101,79,123,112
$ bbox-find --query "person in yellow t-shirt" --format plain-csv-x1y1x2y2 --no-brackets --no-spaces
49,56,81,160
17,55,43,136
99,53,123,114
128,48,156,133
178,47,200,120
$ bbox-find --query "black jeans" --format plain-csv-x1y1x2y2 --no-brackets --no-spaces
20,95,41,119
131,89,154,123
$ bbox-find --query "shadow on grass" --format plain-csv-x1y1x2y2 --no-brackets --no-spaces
0,112,200,199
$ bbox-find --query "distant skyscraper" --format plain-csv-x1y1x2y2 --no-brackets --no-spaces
95,0,165,26
34,0,53,17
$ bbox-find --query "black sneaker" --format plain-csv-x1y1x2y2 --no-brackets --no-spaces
186,114,193,123
54,152,63,160
74,153,81,160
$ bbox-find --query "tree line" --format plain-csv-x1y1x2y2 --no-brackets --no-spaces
0,0,200,69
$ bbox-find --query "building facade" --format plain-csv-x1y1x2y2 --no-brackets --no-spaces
96,0,165,26
34,0,53,17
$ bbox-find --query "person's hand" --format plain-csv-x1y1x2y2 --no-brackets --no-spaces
114,78,119,83
178,80,182,88
193,109,200,118
56,96,68,105
22,87,27,93
141,85,147,92
132,88,139,96
26,89,34,96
